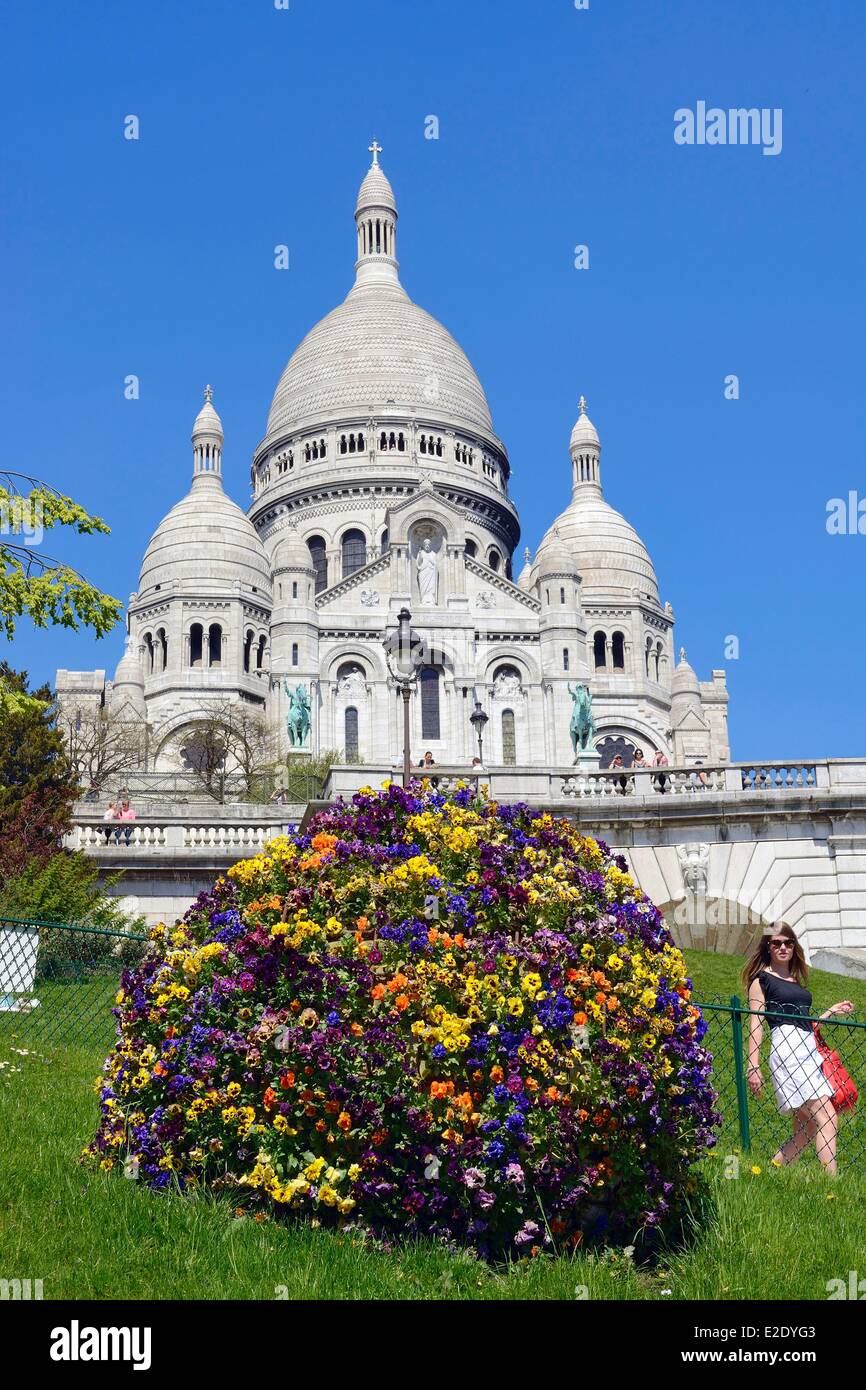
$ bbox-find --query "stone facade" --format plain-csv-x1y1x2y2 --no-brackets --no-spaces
57,149,728,774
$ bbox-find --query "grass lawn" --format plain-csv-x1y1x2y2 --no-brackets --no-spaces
1,949,865,1300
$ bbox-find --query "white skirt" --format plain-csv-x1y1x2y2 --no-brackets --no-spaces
768,1024,834,1114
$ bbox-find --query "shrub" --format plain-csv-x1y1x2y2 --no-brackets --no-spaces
86,782,719,1258
0,850,146,975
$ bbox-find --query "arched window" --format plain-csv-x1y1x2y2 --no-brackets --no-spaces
380,528,389,554
341,528,366,577
419,666,440,740
612,631,625,670
307,535,327,594
256,634,267,670
339,434,347,455
344,707,359,763
562,648,570,672
189,624,203,668
502,709,516,765
243,629,254,674
645,636,653,676
505,556,512,581
208,624,222,667
465,538,477,558
291,580,298,598
291,643,299,667
654,641,662,681
488,549,500,571
155,628,168,674
593,632,607,668
143,632,154,674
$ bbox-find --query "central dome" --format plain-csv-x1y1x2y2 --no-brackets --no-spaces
265,282,494,438
263,149,494,445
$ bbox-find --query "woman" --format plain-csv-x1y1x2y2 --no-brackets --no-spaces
117,798,137,844
102,800,118,843
744,923,853,1175
608,753,628,795
652,749,669,793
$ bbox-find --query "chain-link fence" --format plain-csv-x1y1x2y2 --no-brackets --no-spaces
1,921,864,1170
698,996,866,1171
0,917,147,1050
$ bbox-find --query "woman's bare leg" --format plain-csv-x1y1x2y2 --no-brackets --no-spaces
772,1109,814,1166
813,1098,838,1175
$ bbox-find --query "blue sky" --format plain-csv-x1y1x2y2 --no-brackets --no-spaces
2,0,864,759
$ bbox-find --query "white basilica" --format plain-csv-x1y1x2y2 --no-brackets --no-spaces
58,147,730,774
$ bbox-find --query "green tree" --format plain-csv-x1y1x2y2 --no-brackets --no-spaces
0,664,76,881
0,470,121,638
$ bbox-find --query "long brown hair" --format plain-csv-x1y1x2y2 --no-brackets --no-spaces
741,922,808,989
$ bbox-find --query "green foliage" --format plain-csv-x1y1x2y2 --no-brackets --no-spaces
0,665,75,880
0,849,143,932
283,747,341,801
0,663,68,799
0,850,146,975
0,472,122,638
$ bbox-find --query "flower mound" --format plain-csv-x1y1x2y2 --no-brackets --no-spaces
86,783,718,1258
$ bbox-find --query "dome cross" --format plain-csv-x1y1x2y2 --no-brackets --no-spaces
368,138,383,166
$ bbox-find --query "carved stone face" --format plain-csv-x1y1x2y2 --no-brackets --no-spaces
422,538,432,552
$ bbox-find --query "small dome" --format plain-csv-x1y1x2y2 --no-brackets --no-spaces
112,633,143,688
569,397,600,454
356,161,396,215
138,482,271,598
537,537,578,577
536,496,658,601
272,528,313,571
672,647,700,697
110,635,145,716
516,545,534,591
192,386,224,443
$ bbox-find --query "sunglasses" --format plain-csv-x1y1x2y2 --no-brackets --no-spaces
769,938,793,949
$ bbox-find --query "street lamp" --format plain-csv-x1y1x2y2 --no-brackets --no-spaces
470,692,489,769
383,606,422,788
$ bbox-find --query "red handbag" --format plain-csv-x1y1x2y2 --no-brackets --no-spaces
813,1025,858,1113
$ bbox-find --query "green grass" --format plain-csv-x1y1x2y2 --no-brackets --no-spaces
1,949,865,1300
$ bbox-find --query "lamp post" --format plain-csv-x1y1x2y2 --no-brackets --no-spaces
470,693,489,769
384,607,421,788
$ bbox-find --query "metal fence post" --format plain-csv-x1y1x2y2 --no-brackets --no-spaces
730,993,752,1152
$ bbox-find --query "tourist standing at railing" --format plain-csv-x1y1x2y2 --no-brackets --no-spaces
652,749,669,793
690,759,709,789
102,801,119,843
117,798,137,844
632,748,648,767
744,923,854,1176
609,754,628,794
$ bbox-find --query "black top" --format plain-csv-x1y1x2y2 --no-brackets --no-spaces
758,970,814,1032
